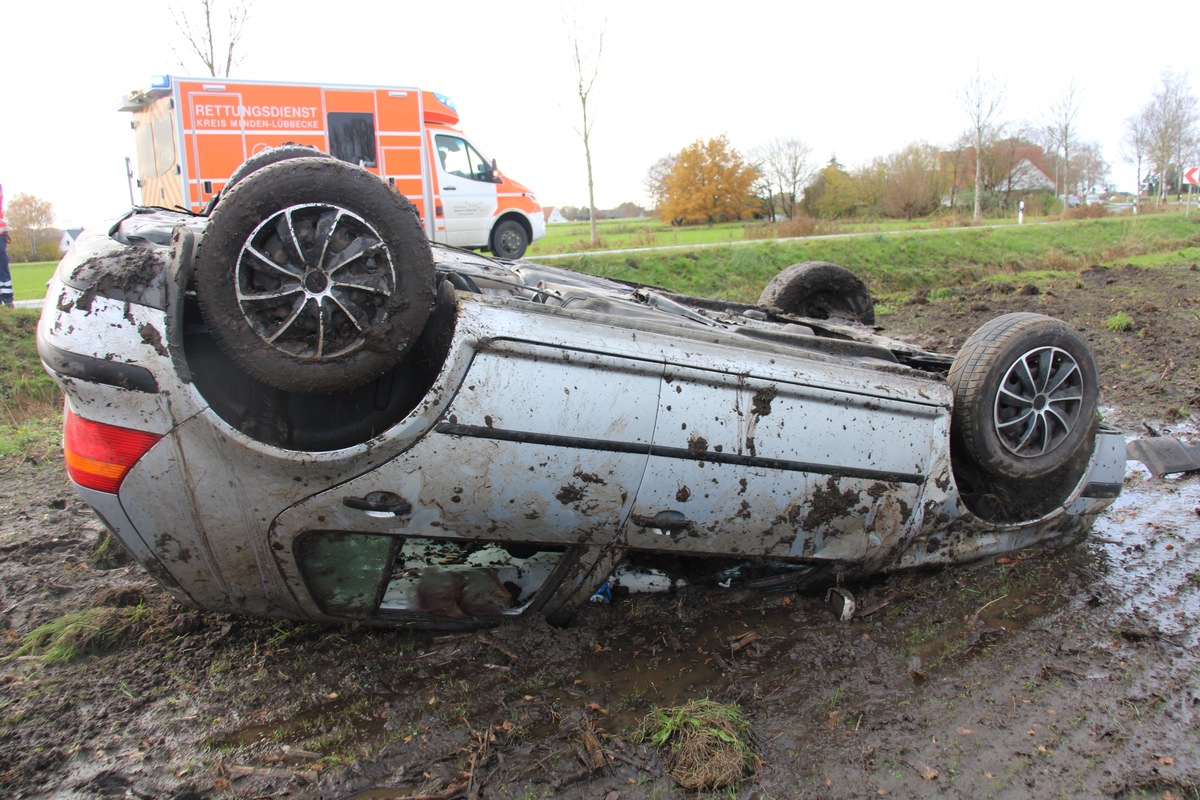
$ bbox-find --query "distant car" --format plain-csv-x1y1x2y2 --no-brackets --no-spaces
1060,194,1082,208
37,152,1125,629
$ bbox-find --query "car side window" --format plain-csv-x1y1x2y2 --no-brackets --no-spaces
295,531,567,620
435,134,494,183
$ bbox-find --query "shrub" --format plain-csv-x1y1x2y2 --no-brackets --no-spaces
776,216,818,238
629,227,658,248
1019,192,1056,217
745,217,818,240
1065,203,1109,220
930,213,973,228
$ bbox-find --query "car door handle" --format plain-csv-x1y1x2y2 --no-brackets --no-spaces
631,510,693,534
343,491,412,517
442,185,457,190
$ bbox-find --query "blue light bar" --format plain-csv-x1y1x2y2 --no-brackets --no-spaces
150,75,172,89
434,92,456,111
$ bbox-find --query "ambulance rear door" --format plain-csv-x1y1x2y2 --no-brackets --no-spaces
373,88,434,239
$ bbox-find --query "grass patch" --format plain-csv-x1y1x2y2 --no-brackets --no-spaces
633,699,758,790
529,211,1041,256
8,606,148,663
0,309,62,456
1118,246,1200,269
1105,311,1136,332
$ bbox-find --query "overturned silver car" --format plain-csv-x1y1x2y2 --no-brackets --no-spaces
38,154,1125,628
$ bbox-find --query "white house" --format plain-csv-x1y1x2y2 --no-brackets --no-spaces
59,228,84,254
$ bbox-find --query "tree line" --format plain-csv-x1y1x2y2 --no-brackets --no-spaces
644,70,1198,226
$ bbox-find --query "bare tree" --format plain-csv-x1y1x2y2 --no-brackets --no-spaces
958,66,1005,222
170,0,252,78
749,158,776,221
1045,80,1083,201
939,132,972,210
644,154,676,213
751,138,816,220
1122,109,1150,212
1072,142,1110,195
1141,70,1198,202
990,132,1041,208
565,14,604,247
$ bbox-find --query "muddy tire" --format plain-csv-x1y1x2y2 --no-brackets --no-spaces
758,261,875,325
205,145,335,214
490,219,529,260
194,157,435,394
948,313,1098,480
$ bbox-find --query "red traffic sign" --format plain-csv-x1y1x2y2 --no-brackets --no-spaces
1186,166,1200,185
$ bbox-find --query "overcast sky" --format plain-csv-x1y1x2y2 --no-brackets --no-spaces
1,0,1194,228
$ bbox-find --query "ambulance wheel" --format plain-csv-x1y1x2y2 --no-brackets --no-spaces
194,157,435,394
758,261,875,325
490,220,529,260
205,145,335,214
948,313,1098,480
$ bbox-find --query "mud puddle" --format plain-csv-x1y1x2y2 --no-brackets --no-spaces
1091,462,1200,646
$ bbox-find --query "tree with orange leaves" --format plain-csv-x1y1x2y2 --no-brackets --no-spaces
658,136,759,225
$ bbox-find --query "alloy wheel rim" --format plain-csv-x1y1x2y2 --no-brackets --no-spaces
993,345,1084,458
234,203,398,360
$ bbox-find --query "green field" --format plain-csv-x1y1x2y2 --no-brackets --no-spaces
9,262,57,302
528,212,1200,305
526,213,1035,256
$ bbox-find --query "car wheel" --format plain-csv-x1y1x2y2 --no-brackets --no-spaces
490,219,529,259
194,157,435,394
204,145,335,215
758,261,875,325
948,313,1098,480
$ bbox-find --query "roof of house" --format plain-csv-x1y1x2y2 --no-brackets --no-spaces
944,142,1055,190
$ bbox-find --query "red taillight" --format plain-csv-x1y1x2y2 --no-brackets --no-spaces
63,407,163,494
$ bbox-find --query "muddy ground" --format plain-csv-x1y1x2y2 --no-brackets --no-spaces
1,262,1198,799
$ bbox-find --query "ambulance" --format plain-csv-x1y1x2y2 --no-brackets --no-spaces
119,75,545,259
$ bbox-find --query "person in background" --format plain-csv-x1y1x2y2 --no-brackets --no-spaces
0,218,12,308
